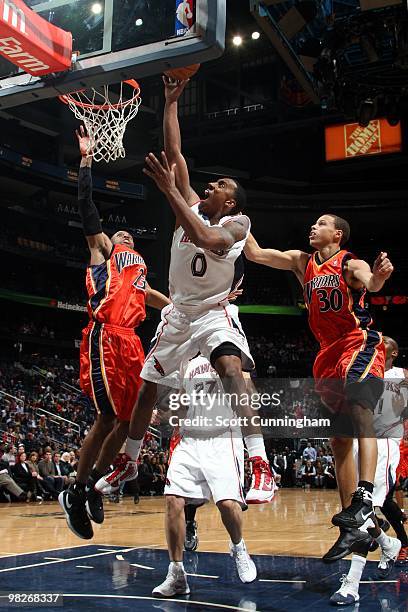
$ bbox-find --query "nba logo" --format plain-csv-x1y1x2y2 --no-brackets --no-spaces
175,0,195,36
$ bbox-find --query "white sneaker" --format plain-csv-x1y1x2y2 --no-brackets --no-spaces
329,574,360,605
230,540,257,583
95,454,138,495
377,537,402,579
152,565,190,598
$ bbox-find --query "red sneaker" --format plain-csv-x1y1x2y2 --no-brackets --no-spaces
245,456,276,504
95,453,138,495
396,546,408,566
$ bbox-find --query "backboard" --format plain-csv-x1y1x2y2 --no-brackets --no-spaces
0,0,226,108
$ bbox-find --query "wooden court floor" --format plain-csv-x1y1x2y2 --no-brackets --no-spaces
0,489,385,560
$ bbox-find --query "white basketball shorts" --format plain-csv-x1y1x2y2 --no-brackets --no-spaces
165,431,246,508
141,303,254,388
353,438,400,506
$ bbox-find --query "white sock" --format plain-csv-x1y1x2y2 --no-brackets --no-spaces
347,554,366,585
125,437,142,461
244,434,267,462
375,530,392,549
169,561,184,572
231,538,245,550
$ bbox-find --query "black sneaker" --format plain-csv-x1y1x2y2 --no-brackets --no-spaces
85,482,104,524
58,486,93,540
332,487,375,530
184,521,198,552
134,494,140,505
322,527,372,563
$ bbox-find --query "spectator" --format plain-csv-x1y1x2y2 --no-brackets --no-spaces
53,452,72,488
301,460,316,489
314,459,324,488
2,444,17,467
324,461,337,489
12,452,41,501
0,456,26,501
38,451,60,497
302,442,317,463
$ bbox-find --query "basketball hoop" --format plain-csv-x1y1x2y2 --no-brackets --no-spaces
59,80,141,163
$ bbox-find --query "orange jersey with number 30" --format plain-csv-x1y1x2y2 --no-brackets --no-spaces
303,250,373,347
85,244,147,328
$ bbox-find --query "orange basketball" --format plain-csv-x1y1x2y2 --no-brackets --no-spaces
164,63,200,81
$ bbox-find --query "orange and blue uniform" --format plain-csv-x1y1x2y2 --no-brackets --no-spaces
303,249,385,412
80,243,147,421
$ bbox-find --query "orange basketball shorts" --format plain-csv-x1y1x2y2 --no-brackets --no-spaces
80,321,145,422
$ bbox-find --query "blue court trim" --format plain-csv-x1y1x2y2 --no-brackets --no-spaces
0,545,406,611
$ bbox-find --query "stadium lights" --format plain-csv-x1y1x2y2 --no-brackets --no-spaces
252,31,261,40
135,18,143,27
91,3,102,14
233,35,243,46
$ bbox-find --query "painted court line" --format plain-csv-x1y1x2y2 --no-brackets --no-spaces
130,563,155,570
43,557,63,561
76,565,94,569
259,579,307,583
0,546,147,573
62,594,257,611
0,543,90,560
186,573,219,579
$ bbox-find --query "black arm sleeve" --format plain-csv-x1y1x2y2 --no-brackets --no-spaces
78,166,103,236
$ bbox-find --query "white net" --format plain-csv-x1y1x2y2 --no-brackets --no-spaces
60,80,141,163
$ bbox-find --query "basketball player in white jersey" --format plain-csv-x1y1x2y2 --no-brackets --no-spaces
330,335,407,605
153,354,257,597
97,78,274,504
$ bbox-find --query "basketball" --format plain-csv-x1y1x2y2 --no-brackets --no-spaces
164,63,200,81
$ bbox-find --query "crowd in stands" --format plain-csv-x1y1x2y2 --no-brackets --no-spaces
267,441,337,490
248,331,317,377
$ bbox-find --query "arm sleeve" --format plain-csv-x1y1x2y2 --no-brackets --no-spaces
78,166,103,236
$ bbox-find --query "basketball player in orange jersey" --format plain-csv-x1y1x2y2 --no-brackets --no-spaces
97,78,275,504
59,126,170,540
244,215,394,558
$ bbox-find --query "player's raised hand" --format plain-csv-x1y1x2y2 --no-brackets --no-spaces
162,75,189,103
75,125,93,157
143,152,177,194
372,252,394,280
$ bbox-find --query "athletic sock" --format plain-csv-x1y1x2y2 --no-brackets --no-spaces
231,538,245,550
347,554,366,584
244,434,268,462
375,530,392,549
358,481,374,494
169,561,184,572
125,437,143,461
185,505,197,523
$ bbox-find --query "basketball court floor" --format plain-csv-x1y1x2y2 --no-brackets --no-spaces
1,490,407,611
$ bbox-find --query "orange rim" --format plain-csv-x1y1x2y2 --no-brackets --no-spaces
59,79,140,111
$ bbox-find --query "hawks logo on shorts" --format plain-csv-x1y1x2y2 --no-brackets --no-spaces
304,249,372,347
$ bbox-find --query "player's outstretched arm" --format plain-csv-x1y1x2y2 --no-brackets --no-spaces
163,76,199,207
143,151,247,250
346,252,394,292
244,233,309,279
145,284,171,310
76,127,112,264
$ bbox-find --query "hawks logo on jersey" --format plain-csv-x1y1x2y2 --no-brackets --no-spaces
303,249,372,346
86,244,147,328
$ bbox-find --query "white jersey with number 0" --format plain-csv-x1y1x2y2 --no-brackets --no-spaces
169,203,250,308
373,366,408,440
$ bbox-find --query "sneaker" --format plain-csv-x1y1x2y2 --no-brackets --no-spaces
245,456,276,504
322,527,372,563
369,519,390,552
396,545,408,566
330,574,360,606
85,481,104,524
184,521,198,552
58,486,93,540
332,487,375,530
377,537,402,578
230,540,257,583
95,454,138,494
152,565,190,598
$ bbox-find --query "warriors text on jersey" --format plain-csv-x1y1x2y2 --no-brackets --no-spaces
303,249,372,347
169,203,249,308
373,366,408,439
85,244,147,327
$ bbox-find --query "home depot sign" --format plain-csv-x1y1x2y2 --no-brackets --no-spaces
325,119,402,162
0,0,72,76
